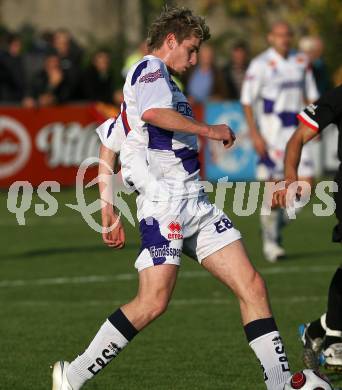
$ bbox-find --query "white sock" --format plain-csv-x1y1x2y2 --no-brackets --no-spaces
245,318,291,390
67,309,138,389
260,209,280,244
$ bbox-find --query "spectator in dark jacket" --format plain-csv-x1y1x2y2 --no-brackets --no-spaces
0,34,26,103
83,50,115,103
52,28,83,99
23,53,72,107
222,41,249,100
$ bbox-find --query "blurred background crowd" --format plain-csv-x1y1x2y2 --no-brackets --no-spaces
0,0,341,109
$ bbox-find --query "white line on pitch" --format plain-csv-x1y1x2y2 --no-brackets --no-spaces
0,265,337,288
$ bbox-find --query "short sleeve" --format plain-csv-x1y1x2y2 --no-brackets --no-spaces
133,59,173,118
297,85,342,132
96,117,126,153
240,59,263,105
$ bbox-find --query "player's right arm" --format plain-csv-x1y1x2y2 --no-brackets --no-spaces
142,108,235,148
135,59,235,148
241,59,267,157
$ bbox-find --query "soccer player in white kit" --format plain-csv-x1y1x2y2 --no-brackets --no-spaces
52,8,292,390
241,21,319,262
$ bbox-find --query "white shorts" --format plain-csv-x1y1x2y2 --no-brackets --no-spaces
134,195,242,272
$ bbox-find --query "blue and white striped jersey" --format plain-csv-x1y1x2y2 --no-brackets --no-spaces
241,48,319,148
119,54,203,201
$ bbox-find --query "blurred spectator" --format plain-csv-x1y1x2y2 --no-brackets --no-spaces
21,30,54,90
186,43,227,104
299,36,330,95
222,41,249,99
52,28,83,99
83,50,115,103
0,33,26,102
23,53,73,107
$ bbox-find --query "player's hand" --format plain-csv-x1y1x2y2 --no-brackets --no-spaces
101,207,126,249
251,132,267,157
208,124,236,149
273,179,299,208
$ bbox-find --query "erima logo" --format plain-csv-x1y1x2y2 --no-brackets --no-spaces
167,221,183,239
168,221,181,233
149,245,182,259
307,103,318,115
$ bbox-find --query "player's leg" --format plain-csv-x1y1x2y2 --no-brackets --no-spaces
257,154,286,262
185,197,290,389
300,172,342,370
321,266,342,371
61,264,178,390
202,240,291,390
299,314,326,370
54,199,184,389
300,268,342,371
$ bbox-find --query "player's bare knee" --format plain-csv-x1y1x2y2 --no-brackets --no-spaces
138,293,170,321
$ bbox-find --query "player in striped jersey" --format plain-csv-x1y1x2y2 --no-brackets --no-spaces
241,21,319,262
52,8,292,390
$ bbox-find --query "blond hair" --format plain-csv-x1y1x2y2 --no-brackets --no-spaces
147,7,210,51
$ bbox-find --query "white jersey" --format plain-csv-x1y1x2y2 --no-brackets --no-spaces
119,54,203,201
96,114,149,195
241,47,319,148
96,116,126,154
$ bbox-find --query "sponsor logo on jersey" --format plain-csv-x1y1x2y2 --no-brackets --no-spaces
167,221,183,239
176,102,193,118
149,244,182,259
139,69,164,83
280,80,304,89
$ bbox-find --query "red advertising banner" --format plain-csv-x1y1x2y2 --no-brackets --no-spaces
0,103,205,189
0,104,111,188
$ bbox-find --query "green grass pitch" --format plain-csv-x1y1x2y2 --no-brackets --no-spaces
1,185,341,389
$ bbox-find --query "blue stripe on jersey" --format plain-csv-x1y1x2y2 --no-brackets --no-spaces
278,112,298,127
139,218,169,266
131,60,149,86
263,98,274,113
174,147,200,174
106,115,119,138
147,124,173,150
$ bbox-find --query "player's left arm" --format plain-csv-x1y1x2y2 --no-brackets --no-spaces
96,117,126,249
98,144,126,249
